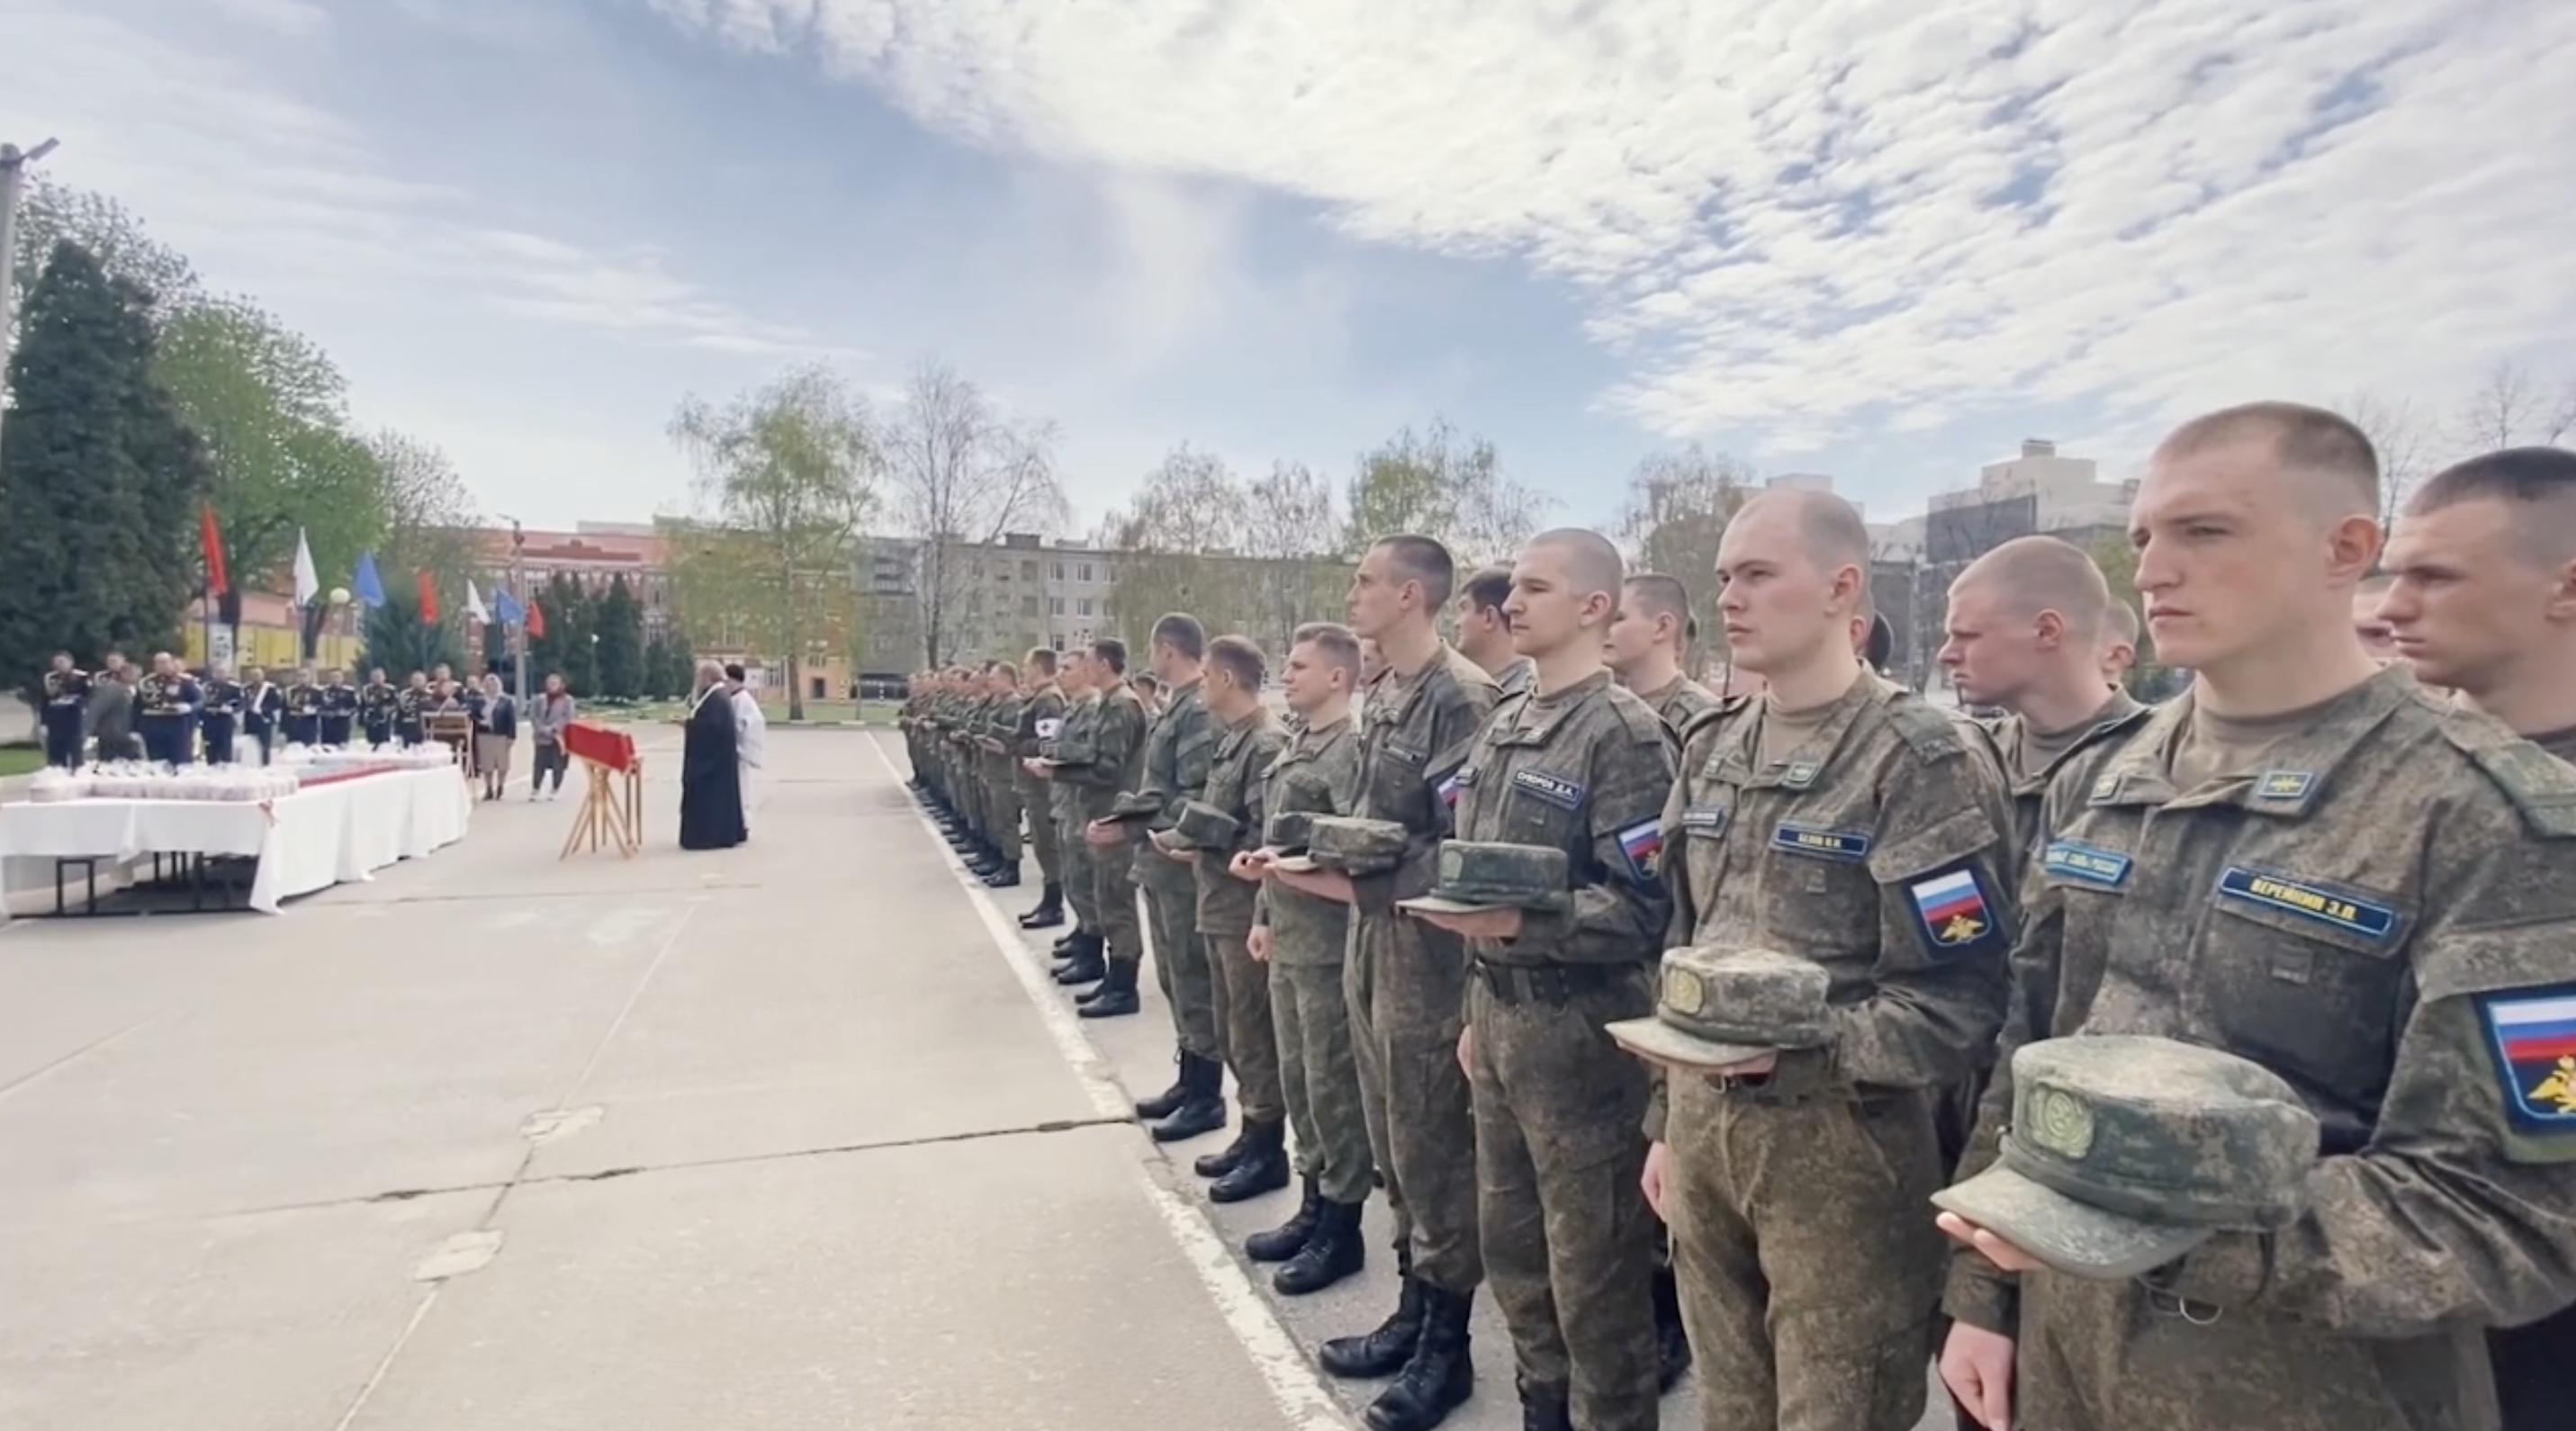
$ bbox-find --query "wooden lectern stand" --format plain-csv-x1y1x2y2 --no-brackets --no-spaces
559,721,643,859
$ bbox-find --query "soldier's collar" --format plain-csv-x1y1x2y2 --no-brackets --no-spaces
2088,669,2415,814
1724,670,1880,790
1491,670,1611,746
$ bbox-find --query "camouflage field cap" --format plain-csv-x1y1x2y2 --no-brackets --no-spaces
1307,815,1408,875
1399,841,1570,916
1173,799,1241,850
1607,947,1832,1069
1265,809,1315,855
1930,1036,2321,1280
1102,790,1161,823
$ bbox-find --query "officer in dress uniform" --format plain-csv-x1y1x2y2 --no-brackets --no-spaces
320,668,359,746
41,652,90,769
199,663,245,765
283,667,324,747
241,665,284,764
358,667,399,747
395,671,428,745
134,652,203,765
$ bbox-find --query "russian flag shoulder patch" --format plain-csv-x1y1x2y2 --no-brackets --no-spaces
1616,817,1663,880
2480,986,2576,1158
1906,865,2006,959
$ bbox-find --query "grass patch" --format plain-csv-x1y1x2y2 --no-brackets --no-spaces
0,744,45,778
594,699,898,728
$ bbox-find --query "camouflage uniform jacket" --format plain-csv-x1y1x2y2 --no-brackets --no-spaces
1133,677,1216,890
1016,683,1067,761
1255,713,1363,965
1635,673,1722,734
1351,644,1503,916
1946,668,2576,1341
1058,682,1148,820
978,689,1024,753
1650,670,2018,1138
1449,670,1676,967
1195,708,1288,938
1968,687,2155,861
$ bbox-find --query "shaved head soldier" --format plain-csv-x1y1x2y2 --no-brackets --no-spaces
1651,486,2018,1431
1274,533,1500,1431
1460,563,1534,699
1419,528,1675,1431
1608,572,1719,734
2098,599,2140,691
1937,405,2576,1431
2378,446,2576,1431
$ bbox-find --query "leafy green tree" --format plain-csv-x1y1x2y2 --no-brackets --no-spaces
1343,418,1545,570
0,241,205,702
641,634,673,699
597,574,644,698
528,573,599,698
361,590,464,679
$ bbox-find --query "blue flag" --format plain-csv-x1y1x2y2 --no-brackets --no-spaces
352,552,387,608
491,585,525,628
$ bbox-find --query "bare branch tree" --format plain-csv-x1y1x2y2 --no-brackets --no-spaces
1342,418,1545,569
2456,360,2559,454
1617,444,1752,670
882,359,1066,666
2343,392,2434,532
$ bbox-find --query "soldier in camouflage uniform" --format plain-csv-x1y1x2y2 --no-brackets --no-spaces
1040,658,1107,979
1415,531,1676,1431
1061,640,1151,1018
1183,635,1293,1199
1275,535,1500,1431
977,662,1028,888
1651,489,2018,1431
1609,572,1721,733
1460,563,1536,699
1015,651,1072,929
1937,406,2576,1431
2344,445,2576,1431
1128,616,1228,1139
1242,622,1374,1294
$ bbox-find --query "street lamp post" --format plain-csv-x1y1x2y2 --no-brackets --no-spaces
508,518,528,706
0,137,62,459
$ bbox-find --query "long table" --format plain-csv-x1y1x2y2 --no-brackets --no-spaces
0,766,473,914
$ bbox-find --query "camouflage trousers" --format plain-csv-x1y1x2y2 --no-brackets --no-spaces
1666,1079,1944,1431
1018,774,1062,884
1468,967,1658,1430
1053,793,1099,933
1271,957,1372,1204
1344,910,1482,1293
981,754,1022,862
2018,1269,2500,1431
1142,869,1220,1059
1205,931,1283,1124
1091,832,1141,970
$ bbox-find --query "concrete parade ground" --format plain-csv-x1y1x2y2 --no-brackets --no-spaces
0,727,1948,1431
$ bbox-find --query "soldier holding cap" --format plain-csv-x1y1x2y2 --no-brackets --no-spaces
1066,639,1150,1020
1410,529,1675,1431
1014,650,1071,929
1652,487,2018,1431
1036,653,1108,982
1936,405,2576,1431
1128,615,1229,1142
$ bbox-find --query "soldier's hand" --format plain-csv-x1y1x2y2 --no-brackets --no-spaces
1939,1322,2016,1431
1936,1211,2044,1274
1455,1024,1475,1077
1700,1050,1779,1081
1412,906,1523,940
1083,820,1124,848
1247,926,1271,962
1642,1141,1671,1220
1229,850,1269,883
1271,866,1356,904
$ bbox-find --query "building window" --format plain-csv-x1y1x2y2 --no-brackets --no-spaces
1078,562,1094,583
1022,596,1038,616
1022,560,1038,581
1078,598,1094,616
1049,597,1064,616
1053,562,1065,581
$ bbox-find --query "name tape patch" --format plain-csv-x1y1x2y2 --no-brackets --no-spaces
1511,769,1586,810
1680,807,1728,835
2043,840,2131,889
2215,867,2398,940
1771,824,1872,862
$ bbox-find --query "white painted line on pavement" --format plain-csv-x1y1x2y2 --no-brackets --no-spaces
861,733,1355,1431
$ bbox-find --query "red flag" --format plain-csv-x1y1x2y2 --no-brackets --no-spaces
527,598,547,640
199,506,230,597
417,570,440,625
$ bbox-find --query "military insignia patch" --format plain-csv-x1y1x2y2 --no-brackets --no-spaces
1906,866,2006,958
1437,768,1473,808
2089,771,2121,802
1036,718,1063,740
1680,807,1728,835
2479,989,2576,1139
2254,770,2315,802
1616,818,1663,880
1510,769,1585,810
1772,824,1871,861
2042,840,2131,889
2215,867,2398,940
2027,1086,2096,1159
1663,967,1706,1017
1782,758,1822,789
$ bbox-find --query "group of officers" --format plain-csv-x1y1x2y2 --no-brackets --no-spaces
903,400,2575,1431
41,653,487,768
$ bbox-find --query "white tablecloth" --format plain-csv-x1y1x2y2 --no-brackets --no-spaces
0,767,473,914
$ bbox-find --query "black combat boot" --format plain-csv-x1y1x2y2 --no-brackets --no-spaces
1274,1197,1366,1295
1653,1261,1691,1391
981,863,1022,888
1152,1054,1228,1142
1209,1118,1290,1203
1320,1249,1425,1379
1052,933,1105,986
1051,928,1085,954
1018,883,1066,929
1135,1051,1192,1121
1515,1376,1572,1431
1245,1175,1321,1261
1076,960,1139,1018
1364,1285,1473,1431
1193,1120,1254,1176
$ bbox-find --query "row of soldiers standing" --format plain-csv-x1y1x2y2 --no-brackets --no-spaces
41,652,486,768
902,400,2576,1431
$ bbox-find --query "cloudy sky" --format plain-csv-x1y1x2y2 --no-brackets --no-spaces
5,0,2570,532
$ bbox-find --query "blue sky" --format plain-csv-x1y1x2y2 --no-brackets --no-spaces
5,0,2572,535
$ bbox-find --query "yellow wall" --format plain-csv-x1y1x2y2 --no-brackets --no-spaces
183,626,364,675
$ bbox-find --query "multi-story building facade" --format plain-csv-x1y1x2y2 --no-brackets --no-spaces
468,522,675,639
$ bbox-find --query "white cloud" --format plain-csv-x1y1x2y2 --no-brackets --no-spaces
207,0,328,37
644,0,2576,463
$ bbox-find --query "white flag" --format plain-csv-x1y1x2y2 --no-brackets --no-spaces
464,579,491,624
292,527,319,607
